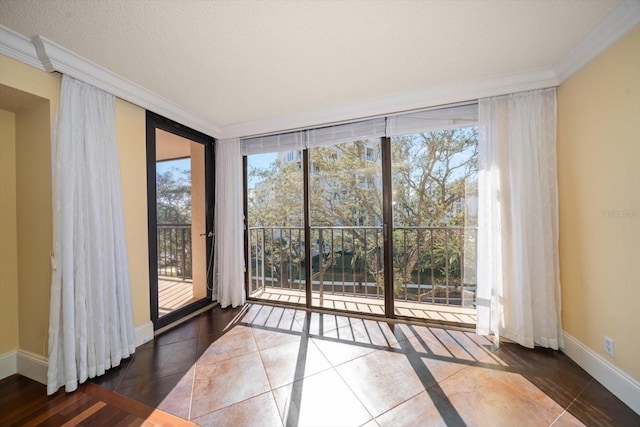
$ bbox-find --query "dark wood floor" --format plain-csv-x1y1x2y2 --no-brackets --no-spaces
0,374,196,426
2,304,638,426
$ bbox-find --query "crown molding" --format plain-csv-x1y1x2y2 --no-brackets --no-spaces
220,66,559,139
2,0,638,141
220,0,640,139
31,35,221,138
0,25,45,71
554,0,640,83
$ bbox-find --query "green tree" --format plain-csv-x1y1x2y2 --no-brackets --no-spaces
247,128,478,299
391,129,477,297
155,166,193,278
156,167,192,224
248,160,305,288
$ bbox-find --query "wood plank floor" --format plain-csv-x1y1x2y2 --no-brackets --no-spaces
0,374,197,426
158,278,197,317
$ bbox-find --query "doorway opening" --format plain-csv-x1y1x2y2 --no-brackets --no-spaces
146,111,215,330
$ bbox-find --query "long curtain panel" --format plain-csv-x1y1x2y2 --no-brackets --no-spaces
476,88,562,349
47,75,135,395
213,138,246,307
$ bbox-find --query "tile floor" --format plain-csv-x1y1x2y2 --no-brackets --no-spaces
90,303,639,426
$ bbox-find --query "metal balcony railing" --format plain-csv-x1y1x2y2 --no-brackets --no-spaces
248,225,477,307
157,224,192,280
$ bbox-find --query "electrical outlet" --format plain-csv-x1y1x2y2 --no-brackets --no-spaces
604,336,615,357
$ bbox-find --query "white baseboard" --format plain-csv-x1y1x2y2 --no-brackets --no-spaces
135,321,154,348
0,322,153,386
0,350,18,380
562,331,640,415
0,349,48,385
16,350,48,385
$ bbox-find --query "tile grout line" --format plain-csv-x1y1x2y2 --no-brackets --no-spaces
264,309,306,427
252,327,277,392
187,361,199,422
116,335,203,393
253,325,290,425
113,351,136,393
329,362,376,424
186,313,202,422
368,387,425,424
549,378,593,426
328,325,438,422
551,376,596,426
251,325,287,427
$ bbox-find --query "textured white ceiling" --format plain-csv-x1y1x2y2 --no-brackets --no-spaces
0,0,619,130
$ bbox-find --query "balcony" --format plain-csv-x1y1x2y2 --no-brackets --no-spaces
158,277,195,316
157,223,477,325
157,224,196,316
248,225,477,327
157,224,193,281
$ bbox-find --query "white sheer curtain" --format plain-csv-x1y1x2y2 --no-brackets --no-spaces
47,75,135,395
476,88,562,349
213,138,246,307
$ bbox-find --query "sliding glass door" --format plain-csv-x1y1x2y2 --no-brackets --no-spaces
308,139,385,314
389,107,478,322
246,150,304,303
244,105,478,325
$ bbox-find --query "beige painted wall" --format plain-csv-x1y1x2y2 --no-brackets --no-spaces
0,109,19,354
557,26,640,380
0,55,60,357
0,57,58,102
0,54,151,359
116,99,151,327
15,100,54,355
191,142,207,300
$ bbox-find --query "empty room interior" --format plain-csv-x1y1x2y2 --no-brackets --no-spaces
0,1,639,426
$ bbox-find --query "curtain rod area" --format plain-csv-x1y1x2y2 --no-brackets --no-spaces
238,99,479,142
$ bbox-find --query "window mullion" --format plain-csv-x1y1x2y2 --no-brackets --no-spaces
381,136,395,318
303,149,312,308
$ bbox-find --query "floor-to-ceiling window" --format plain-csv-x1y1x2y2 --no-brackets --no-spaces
246,148,304,302
389,105,478,323
308,138,385,312
244,104,478,326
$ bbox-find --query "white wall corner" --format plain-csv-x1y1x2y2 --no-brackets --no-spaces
554,0,640,83
0,350,18,380
562,331,640,415
0,25,46,71
16,350,48,385
135,321,154,348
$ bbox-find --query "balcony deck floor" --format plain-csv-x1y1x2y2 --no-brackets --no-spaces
158,279,476,326
250,287,476,326
158,278,197,316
